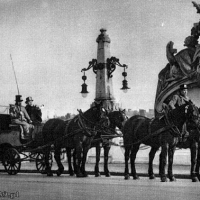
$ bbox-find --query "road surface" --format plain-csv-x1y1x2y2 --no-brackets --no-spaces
0,173,199,200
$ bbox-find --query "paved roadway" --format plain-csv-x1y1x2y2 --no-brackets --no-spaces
0,173,200,200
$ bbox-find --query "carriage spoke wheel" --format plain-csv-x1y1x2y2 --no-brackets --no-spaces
3,148,21,175
36,153,53,174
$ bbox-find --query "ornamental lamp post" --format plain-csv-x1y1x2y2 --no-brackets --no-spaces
80,29,130,109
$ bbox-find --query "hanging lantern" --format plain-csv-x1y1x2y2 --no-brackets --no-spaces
121,68,130,93
80,72,89,98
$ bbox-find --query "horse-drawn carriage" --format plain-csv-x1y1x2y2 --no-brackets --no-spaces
0,112,54,175
0,101,122,177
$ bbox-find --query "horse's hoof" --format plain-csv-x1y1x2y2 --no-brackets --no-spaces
56,168,64,176
83,173,88,177
192,177,199,182
169,176,176,182
47,172,53,177
161,177,168,182
69,170,74,176
95,173,101,177
56,171,62,176
149,174,156,179
76,173,84,178
124,174,130,180
133,175,140,180
105,172,111,177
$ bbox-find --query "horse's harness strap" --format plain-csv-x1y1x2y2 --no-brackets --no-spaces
164,111,181,137
77,109,96,126
77,114,96,137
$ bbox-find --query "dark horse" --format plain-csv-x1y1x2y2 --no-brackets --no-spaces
92,109,127,177
66,109,127,177
123,102,200,182
146,105,200,182
42,102,109,177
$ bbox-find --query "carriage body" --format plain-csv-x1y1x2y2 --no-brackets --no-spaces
0,114,52,175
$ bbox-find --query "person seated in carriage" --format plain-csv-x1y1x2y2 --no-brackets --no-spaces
25,96,34,118
9,95,34,140
168,84,190,140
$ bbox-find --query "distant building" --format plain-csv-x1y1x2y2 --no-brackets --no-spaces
125,108,154,118
139,109,146,117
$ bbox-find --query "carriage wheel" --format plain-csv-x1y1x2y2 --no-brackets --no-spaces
36,152,53,174
3,148,21,175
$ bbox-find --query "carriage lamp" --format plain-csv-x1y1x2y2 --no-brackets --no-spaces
121,67,130,93
80,71,89,98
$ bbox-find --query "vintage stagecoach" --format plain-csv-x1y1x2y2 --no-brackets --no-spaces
0,112,53,175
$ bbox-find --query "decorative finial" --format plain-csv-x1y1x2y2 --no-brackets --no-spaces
96,28,111,43
100,28,107,34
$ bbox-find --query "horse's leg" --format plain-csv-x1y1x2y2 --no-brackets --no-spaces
80,146,90,177
159,152,162,176
54,146,64,176
75,143,84,177
72,149,77,174
44,146,53,176
148,147,159,179
66,148,74,176
190,141,199,182
195,142,200,180
167,145,176,182
104,143,111,177
124,146,131,180
130,145,140,180
160,142,168,182
94,143,101,177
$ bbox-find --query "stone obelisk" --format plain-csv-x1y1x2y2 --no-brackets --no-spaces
95,28,116,110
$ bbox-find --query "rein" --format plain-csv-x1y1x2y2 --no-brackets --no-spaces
163,110,181,137
76,109,109,137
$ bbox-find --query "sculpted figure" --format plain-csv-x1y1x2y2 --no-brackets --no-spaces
157,36,198,94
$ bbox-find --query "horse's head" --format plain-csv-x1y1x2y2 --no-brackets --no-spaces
108,109,128,130
84,101,110,128
185,101,200,129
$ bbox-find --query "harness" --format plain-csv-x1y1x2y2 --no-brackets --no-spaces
124,111,182,147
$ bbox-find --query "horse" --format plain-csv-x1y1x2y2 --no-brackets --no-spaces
66,109,128,177
146,105,200,182
92,109,127,177
42,101,110,177
123,101,200,182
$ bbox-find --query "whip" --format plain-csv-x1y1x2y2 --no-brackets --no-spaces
10,54,20,95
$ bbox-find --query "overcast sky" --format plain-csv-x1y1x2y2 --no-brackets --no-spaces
0,0,199,119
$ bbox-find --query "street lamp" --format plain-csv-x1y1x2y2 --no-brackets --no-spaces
81,56,130,96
